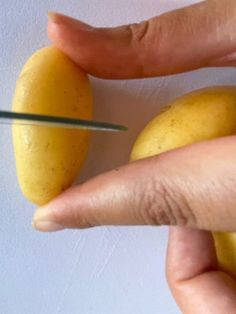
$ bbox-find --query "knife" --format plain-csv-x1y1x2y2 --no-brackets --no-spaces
0,110,128,132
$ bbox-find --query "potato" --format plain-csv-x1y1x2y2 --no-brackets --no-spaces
131,86,236,276
12,47,92,206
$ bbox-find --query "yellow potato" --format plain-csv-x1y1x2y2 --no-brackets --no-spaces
12,47,92,205
131,86,236,276
214,232,236,276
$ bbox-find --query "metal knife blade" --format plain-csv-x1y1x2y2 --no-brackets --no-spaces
0,110,128,132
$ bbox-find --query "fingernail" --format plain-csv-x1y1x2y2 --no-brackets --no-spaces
32,207,64,232
47,11,93,31
47,11,61,24
32,220,64,232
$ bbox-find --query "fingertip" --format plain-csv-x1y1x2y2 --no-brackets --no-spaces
46,12,100,75
47,11,61,24
47,12,68,39
33,206,65,232
47,12,71,45
47,12,64,46
47,11,92,30
32,219,64,232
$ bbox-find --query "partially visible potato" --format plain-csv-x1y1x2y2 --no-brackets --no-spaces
12,47,92,205
131,86,236,161
131,86,236,276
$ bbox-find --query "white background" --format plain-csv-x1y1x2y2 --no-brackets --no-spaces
1,1,236,313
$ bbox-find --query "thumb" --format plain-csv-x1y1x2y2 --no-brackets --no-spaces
33,136,236,232
47,1,236,79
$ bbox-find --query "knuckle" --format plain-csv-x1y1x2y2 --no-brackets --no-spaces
126,17,166,77
128,20,150,42
127,17,163,46
125,20,152,77
136,174,196,227
142,181,174,225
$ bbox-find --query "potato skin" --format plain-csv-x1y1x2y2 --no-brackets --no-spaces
131,86,236,276
131,86,236,161
12,47,92,205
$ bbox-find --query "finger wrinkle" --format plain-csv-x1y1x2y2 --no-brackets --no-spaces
139,177,191,227
128,20,150,42
135,178,170,225
129,16,166,77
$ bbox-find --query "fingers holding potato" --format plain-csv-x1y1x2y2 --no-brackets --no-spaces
131,86,236,277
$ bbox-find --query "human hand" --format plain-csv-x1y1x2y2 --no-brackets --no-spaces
34,1,236,312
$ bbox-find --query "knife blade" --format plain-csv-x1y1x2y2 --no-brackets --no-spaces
0,110,128,132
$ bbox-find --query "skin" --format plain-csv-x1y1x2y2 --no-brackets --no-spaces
32,1,236,312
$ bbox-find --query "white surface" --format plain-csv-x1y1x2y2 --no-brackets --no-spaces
1,1,236,313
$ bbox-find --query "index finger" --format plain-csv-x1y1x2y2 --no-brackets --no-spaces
48,0,236,79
